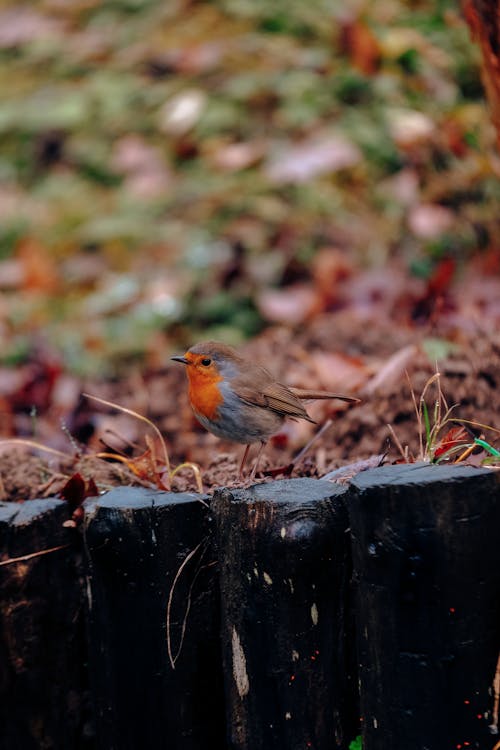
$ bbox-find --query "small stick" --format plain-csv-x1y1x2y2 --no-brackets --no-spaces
0,544,71,567
454,443,476,464
0,439,70,460
83,393,171,475
166,538,207,669
292,419,333,469
387,423,408,462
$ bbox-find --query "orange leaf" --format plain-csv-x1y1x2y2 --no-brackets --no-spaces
17,237,59,292
340,19,381,75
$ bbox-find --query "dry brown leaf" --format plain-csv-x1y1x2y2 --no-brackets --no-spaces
0,7,65,48
339,18,381,75
257,284,321,326
264,134,361,184
210,140,265,171
363,345,418,396
308,351,369,392
408,204,454,239
311,247,354,303
17,237,59,292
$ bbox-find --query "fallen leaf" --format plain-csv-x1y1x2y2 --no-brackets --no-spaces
322,453,385,481
311,247,354,304
307,351,369,392
111,135,171,198
426,257,456,297
210,140,265,171
339,18,381,75
265,134,361,184
363,345,417,396
378,169,420,206
8,359,62,413
0,260,24,290
18,238,59,292
257,284,322,325
59,472,98,516
165,41,225,74
389,109,435,147
0,8,65,48
433,425,472,459
408,204,454,239
158,89,207,136
257,284,321,325
59,472,86,508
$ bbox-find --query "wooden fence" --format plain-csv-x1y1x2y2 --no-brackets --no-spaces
0,463,499,750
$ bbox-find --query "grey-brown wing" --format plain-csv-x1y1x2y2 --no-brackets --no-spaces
233,380,315,422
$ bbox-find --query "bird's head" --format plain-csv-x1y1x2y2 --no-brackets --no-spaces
171,340,242,382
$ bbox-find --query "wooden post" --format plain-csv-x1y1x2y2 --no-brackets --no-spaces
212,478,359,750
348,463,500,749
0,499,90,750
83,486,225,750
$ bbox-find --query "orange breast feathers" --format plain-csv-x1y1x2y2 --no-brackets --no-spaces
186,366,224,420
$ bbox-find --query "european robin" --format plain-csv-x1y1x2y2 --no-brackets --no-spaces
172,340,359,481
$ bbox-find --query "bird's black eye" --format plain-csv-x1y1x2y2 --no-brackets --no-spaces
201,357,211,366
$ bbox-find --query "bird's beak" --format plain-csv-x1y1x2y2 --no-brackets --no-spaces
171,355,189,365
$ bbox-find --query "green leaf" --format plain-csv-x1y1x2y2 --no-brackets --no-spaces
421,337,459,362
474,438,500,458
421,399,431,454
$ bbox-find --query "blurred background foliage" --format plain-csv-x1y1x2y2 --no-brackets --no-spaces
0,0,498,375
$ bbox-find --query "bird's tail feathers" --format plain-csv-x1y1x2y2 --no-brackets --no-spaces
290,388,360,403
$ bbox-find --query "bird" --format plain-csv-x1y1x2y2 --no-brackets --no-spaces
171,340,359,482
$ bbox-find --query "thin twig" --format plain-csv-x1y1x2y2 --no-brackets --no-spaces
83,393,171,475
406,370,422,460
0,438,70,460
60,419,81,455
450,418,500,436
0,544,71,567
454,443,476,463
428,404,458,457
387,423,408,462
169,542,209,668
292,418,333,470
102,427,142,452
166,538,208,670
95,451,134,465
170,462,204,494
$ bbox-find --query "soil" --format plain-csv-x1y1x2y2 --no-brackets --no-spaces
1,284,499,504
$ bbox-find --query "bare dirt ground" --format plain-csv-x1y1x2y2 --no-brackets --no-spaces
1,266,499,502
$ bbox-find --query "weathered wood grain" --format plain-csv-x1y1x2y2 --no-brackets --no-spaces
349,463,500,749
212,478,358,750
83,486,225,750
0,499,91,750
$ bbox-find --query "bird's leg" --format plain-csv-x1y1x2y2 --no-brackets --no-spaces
247,440,267,483
238,444,251,480
235,442,266,488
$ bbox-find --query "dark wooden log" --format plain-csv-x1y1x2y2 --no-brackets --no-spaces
348,463,500,749
0,499,91,750
212,478,359,750
83,486,225,750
